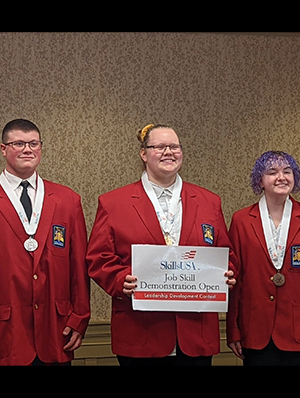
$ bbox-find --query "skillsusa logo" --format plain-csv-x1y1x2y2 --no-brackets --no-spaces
181,250,197,260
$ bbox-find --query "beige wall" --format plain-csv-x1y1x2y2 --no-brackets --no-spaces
0,32,299,322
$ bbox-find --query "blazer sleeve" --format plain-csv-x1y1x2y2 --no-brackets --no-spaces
215,199,238,277
66,196,91,336
86,196,130,299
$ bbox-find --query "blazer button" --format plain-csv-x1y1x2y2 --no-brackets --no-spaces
269,295,275,301
34,303,39,309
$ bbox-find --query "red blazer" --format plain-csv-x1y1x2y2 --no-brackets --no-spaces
226,197,300,351
0,180,90,365
87,180,236,358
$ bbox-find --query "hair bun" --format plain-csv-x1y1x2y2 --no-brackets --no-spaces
138,124,154,143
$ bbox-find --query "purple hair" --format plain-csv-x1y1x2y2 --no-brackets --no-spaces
251,151,300,195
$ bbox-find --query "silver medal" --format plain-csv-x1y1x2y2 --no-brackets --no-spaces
24,237,38,252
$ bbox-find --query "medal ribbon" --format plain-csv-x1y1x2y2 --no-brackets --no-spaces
0,171,44,236
141,171,182,245
259,194,292,270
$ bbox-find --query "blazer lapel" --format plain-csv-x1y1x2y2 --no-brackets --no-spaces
179,183,198,245
132,181,198,246
249,198,300,264
33,183,56,271
286,197,300,249
0,182,56,265
131,181,165,245
249,203,271,261
0,185,29,247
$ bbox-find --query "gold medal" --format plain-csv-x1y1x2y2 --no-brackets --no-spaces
272,272,285,287
164,233,173,246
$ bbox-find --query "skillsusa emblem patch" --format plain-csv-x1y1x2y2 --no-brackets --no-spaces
291,245,300,267
52,225,66,248
201,223,214,245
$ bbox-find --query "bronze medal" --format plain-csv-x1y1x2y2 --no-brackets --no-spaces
272,272,285,287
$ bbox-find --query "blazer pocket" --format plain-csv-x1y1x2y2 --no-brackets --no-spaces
292,303,300,343
55,299,73,316
0,305,12,359
55,300,74,347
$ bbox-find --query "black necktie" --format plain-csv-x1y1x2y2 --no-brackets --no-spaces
20,181,32,221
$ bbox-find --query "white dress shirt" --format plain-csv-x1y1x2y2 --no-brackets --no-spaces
150,180,182,246
4,169,37,206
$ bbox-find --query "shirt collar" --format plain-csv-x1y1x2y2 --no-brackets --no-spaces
4,169,37,190
150,181,175,199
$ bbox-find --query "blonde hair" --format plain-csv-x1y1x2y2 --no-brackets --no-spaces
137,123,171,148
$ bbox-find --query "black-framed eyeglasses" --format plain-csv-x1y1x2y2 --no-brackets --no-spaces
146,144,182,154
3,140,43,150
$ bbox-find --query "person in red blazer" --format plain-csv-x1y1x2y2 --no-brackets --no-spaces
227,150,300,366
0,119,90,366
87,123,237,366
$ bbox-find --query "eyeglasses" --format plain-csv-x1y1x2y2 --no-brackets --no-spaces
3,140,43,150
146,144,182,154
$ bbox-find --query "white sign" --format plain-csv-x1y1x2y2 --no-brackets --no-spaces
131,245,229,312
